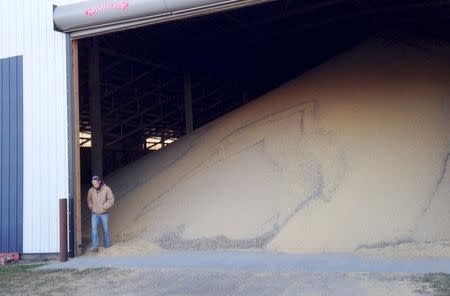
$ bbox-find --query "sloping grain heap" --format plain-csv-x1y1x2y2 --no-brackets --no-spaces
105,35,450,255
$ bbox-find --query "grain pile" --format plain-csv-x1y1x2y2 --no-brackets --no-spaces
103,35,450,255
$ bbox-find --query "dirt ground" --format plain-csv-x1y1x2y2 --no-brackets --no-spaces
1,263,450,296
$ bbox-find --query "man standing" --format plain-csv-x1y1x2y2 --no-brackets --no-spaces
87,176,115,252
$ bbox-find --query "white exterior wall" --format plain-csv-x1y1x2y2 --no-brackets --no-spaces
0,0,77,253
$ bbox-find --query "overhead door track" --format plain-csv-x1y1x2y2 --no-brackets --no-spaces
53,0,276,39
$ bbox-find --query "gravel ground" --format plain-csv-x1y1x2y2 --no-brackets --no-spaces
2,267,450,296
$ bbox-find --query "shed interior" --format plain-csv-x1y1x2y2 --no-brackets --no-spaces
75,0,450,251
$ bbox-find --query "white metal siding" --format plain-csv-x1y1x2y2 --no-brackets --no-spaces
0,0,70,253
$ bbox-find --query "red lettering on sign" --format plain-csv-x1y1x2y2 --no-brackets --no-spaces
85,1,129,16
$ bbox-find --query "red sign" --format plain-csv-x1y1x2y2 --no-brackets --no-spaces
85,1,129,16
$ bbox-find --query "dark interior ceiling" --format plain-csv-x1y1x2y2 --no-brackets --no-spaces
77,0,450,177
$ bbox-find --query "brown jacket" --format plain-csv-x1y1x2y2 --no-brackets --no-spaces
87,184,115,215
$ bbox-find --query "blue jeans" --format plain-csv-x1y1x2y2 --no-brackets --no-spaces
91,213,110,248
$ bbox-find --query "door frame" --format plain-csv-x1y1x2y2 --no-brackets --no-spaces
68,37,82,257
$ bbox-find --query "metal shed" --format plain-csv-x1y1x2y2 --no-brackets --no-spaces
0,0,449,257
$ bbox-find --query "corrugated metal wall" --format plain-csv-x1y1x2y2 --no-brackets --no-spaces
0,56,23,253
0,0,70,253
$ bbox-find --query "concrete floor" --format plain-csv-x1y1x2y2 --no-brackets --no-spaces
33,250,450,295
41,250,450,273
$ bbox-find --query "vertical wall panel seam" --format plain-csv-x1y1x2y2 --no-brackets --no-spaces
18,56,23,253
9,57,15,251
12,58,16,250
5,58,10,251
37,0,43,252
